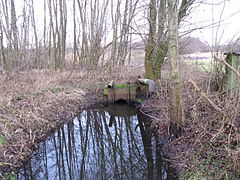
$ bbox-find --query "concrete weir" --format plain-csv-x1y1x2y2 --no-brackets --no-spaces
105,79,155,103
107,85,137,102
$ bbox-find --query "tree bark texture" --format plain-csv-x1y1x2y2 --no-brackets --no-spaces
168,0,184,129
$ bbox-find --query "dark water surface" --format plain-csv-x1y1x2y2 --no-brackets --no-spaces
16,102,176,180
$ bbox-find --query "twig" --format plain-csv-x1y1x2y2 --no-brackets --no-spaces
188,79,237,138
188,79,225,115
139,109,160,120
162,157,188,168
143,108,163,113
210,118,225,142
214,56,240,79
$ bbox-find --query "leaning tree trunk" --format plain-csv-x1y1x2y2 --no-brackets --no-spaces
168,0,184,130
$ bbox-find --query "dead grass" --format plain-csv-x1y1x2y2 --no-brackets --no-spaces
0,66,144,176
1,61,239,179
141,79,240,179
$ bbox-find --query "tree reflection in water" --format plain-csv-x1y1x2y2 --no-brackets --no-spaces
16,103,175,180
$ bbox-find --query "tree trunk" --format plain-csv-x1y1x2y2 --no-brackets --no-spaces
144,0,156,80
10,0,18,51
31,0,39,68
168,0,184,130
0,21,8,70
10,0,18,68
152,0,167,79
110,0,121,70
144,0,194,80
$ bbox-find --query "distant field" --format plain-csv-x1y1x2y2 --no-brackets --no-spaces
183,59,214,72
129,51,224,75
180,52,215,73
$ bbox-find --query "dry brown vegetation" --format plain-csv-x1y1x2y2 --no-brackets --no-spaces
0,62,239,179
142,78,240,179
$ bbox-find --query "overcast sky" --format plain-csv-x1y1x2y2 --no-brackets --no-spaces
185,0,240,46
12,0,240,46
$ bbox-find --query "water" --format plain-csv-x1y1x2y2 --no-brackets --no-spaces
16,102,176,180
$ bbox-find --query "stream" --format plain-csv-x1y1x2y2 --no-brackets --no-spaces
16,102,176,180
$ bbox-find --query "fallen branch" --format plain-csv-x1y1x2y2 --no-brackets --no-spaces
188,79,225,116
190,78,238,130
139,109,160,120
188,79,238,141
162,157,188,168
214,56,240,79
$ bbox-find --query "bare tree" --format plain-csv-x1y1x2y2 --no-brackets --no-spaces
118,0,140,66
144,0,195,80
109,0,121,70
0,0,195,73
30,0,39,68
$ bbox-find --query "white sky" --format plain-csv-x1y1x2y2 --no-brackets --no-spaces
184,0,240,46
9,0,240,46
